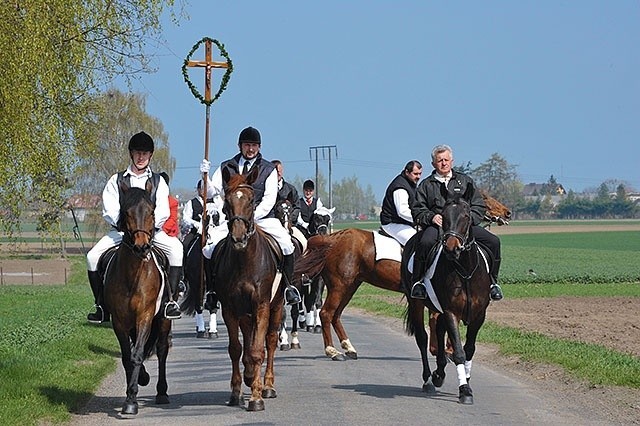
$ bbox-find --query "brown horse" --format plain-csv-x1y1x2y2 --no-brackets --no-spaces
103,184,172,415
184,165,284,411
402,189,493,404
293,192,510,361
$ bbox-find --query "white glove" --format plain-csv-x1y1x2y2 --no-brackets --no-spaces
200,159,211,174
302,221,309,229
194,222,202,234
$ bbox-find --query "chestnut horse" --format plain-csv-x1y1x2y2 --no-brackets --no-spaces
293,191,510,361
401,189,493,404
183,166,284,411
103,184,172,415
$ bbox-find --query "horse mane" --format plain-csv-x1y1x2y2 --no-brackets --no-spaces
117,187,152,230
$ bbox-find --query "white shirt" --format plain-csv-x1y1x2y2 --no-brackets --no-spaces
392,188,413,223
182,196,203,230
102,166,169,229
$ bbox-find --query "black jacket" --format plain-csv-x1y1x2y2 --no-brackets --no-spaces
220,153,276,218
411,170,485,228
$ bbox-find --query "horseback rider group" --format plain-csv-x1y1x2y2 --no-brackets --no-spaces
381,145,503,302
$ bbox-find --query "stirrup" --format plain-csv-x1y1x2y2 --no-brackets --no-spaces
163,301,182,320
410,281,427,300
87,305,108,324
285,285,301,305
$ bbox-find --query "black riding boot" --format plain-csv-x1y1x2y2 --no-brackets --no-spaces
164,266,182,320
410,256,427,299
87,270,110,323
489,259,503,301
283,254,301,305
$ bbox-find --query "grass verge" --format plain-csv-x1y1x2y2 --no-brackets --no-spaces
0,256,119,425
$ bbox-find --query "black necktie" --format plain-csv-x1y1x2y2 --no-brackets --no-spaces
242,161,250,175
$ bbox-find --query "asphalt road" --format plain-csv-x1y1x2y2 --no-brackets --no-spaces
71,308,612,426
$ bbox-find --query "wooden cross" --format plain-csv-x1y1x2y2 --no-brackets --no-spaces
185,39,231,304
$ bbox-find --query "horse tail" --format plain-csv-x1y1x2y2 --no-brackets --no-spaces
403,301,418,337
180,278,201,316
293,235,334,284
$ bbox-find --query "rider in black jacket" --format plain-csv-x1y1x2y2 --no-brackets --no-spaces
410,144,503,301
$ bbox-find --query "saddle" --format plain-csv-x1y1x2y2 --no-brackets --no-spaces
97,244,169,284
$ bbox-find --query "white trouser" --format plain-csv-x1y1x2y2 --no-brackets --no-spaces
87,228,183,271
202,217,295,259
381,223,417,247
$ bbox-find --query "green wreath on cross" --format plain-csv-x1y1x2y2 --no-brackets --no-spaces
182,37,233,106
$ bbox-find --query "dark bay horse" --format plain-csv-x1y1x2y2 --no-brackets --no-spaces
401,190,493,404
103,184,171,415
293,193,510,361
183,166,284,412
180,206,221,338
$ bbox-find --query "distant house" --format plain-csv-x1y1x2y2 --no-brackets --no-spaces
66,194,101,221
523,183,566,197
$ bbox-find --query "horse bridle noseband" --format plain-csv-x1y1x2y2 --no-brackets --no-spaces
226,184,256,238
122,228,155,260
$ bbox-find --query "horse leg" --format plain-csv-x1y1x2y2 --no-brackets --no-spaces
331,283,361,360
279,304,291,351
318,282,346,361
154,319,172,405
440,312,473,405
312,277,323,334
460,312,486,393
245,304,268,412
121,325,151,415
290,303,301,349
208,308,219,338
262,303,283,400
222,310,243,407
407,300,435,393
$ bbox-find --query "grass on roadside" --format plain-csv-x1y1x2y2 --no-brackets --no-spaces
0,256,119,426
349,282,640,389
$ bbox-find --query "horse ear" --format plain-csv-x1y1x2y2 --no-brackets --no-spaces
328,207,336,215
245,164,260,185
221,165,231,185
145,178,154,194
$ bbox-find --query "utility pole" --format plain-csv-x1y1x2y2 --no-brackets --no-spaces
309,145,338,208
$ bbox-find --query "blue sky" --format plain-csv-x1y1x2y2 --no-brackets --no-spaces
126,1,639,200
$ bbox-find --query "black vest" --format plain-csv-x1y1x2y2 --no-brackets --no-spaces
298,197,318,222
220,153,276,218
380,173,417,226
117,171,161,206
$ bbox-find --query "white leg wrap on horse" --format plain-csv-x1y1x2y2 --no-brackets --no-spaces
325,346,342,358
195,313,205,331
279,327,289,344
464,360,472,379
209,312,218,333
291,333,299,346
457,363,468,386
341,339,356,353
314,309,321,326
306,312,314,326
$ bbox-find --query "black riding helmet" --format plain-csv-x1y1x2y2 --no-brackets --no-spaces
128,131,155,152
238,126,261,145
303,179,314,191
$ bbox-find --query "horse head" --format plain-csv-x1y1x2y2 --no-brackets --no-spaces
309,206,335,235
117,181,155,259
222,165,258,249
480,189,511,225
441,192,472,261
275,199,293,232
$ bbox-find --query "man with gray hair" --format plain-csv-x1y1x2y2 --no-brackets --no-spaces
410,144,503,301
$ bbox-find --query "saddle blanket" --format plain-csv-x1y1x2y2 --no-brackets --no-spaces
372,231,402,262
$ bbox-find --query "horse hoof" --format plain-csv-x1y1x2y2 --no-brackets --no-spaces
331,353,347,361
121,402,138,415
422,382,437,394
291,343,301,349
280,344,290,351
306,326,313,332
227,394,243,406
313,325,322,334
247,399,265,411
432,372,445,388
209,331,218,339
138,370,150,386
345,351,358,360
155,394,169,405
459,395,474,405
299,322,306,329
196,330,207,338
262,388,277,398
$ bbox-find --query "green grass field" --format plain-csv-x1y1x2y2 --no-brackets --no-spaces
0,221,639,424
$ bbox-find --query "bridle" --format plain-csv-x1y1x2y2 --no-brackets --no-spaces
226,184,256,239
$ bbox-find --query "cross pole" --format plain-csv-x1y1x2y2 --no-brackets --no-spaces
183,37,233,307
